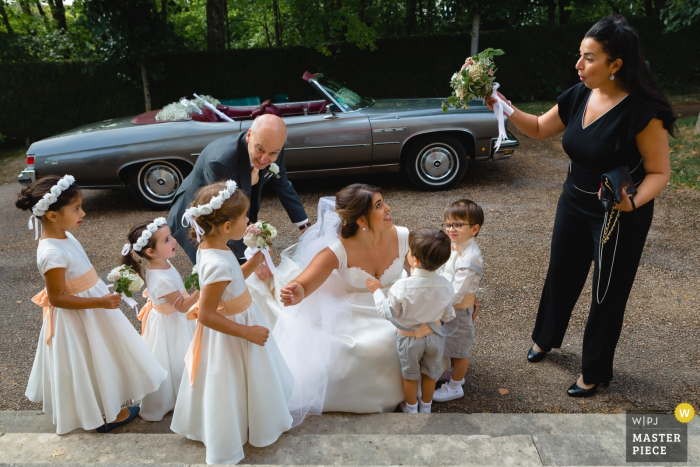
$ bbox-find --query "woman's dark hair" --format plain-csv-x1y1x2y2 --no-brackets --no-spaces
121,220,158,279
585,15,675,136
189,182,250,241
335,184,382,239
15,175,82,215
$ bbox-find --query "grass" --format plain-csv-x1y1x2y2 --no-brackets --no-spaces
0,146,26,185
668,116,700,191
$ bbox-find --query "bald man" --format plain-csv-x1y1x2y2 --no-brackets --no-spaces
167,115,309,277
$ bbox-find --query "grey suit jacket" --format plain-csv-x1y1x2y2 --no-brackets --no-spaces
167,132,307,264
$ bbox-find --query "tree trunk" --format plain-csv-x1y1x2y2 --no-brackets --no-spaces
470,12,480,56
694,111,700,135
405,0,416,35
161,0,167,22
19,0,31,15
54,0,67,31
141,63,152,113
426,0,432,33
35,1,48,22
559,0,572,25
546,0,555,26
206,0,227,51
0,1,13,34
262,17,273,48
272,0,281,46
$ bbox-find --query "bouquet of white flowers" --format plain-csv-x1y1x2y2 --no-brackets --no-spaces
442,48,514,150
184,264,200,291
107,265,144,309
243,221,278,273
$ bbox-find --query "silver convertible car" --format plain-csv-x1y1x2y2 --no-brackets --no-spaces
18,73,519,210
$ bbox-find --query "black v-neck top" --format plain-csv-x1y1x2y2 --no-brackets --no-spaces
557,82,668,191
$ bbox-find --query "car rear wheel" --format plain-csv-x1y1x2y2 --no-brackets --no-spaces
129,160,188,210
405,136,467,190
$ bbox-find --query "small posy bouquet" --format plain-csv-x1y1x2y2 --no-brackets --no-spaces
184,264,200,291
243,221,278,273
442,48,505,112
107,265,144,309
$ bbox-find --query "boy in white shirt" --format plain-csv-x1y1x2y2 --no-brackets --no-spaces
366,228,455,414
433,199,484,403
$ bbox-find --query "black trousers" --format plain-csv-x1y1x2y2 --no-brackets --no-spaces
532,177,654,383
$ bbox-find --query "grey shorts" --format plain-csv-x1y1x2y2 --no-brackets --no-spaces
396,332,445,380
443,306,475,359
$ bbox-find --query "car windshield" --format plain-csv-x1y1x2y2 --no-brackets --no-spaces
313,75,374,112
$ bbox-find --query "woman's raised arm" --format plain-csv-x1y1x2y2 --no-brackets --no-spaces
280,247,340,306
485,91,566,140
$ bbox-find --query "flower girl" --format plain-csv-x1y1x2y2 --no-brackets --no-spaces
122,218,199,421
170,180,294,465
16,175,167,434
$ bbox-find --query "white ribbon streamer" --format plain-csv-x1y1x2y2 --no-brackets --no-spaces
182,211,205,243
180,99,203,114
193,93,234,122
121,243,132,256
244,246,276,273
491,82,515,152
28,215,42,241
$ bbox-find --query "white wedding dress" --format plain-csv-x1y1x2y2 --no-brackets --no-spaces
247,197,406,425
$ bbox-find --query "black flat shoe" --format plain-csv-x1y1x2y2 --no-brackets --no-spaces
96,406,140,433
527,346,547,362
567,381,609,398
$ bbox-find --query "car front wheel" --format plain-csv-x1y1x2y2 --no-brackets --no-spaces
405,136,468,190
129,160,188,210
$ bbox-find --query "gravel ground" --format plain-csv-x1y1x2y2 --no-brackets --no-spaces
1,128,698,415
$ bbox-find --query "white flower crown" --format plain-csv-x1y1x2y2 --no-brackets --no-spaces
122,217,167,255
181,180,238,243
28,174,76,240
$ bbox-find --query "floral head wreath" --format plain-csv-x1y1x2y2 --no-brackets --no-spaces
181,180,238,243
28,174,76,240
122,217,167,256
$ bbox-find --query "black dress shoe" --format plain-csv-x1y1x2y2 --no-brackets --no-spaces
567,381,609,397
96,406,140,433
527,346,547,362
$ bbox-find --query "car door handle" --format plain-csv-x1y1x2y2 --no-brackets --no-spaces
324,114,339,119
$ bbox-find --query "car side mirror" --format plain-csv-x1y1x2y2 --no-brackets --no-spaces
324,103,339,119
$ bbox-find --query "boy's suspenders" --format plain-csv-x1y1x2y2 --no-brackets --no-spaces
451,262,483,283
381,299,447,337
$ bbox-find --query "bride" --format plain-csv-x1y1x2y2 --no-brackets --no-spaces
247,184,410,424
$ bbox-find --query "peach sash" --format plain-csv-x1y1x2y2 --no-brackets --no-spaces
184,288,253,386
397,320,442,338
138,290,191,339
31,266,99,344
455,293,476,310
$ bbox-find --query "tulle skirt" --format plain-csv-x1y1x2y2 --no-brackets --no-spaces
25,280,168,434
170,304,293,465
138,311,196,421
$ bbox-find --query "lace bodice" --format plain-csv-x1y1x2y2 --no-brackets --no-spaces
328,226,409,293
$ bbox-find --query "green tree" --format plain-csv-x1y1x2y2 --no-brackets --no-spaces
661,0,700,32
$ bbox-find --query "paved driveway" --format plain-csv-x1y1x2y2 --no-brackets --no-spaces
1,128,698,415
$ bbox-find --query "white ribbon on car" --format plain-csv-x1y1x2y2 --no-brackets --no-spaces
193,93,234,122
181,211,205,243
28,215,42,240
108,284,138,310
180,99,203,114
244,246,276,273
490,82,515,152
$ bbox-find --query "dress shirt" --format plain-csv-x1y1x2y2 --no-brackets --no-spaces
252,161,308,227
373,268,455,328
439,237,483,307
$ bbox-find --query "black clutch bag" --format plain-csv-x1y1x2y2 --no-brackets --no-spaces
600,165,641,244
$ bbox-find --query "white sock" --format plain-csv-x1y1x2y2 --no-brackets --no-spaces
419,399,432,413
448,378,462,390
404,401,418,413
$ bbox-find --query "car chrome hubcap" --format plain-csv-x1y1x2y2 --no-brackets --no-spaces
417,146,456,183
144,164,180,199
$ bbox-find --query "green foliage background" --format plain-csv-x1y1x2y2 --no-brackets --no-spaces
0,17,698,141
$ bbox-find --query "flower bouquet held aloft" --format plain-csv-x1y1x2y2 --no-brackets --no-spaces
184,264,200,291
107,265,144,310
442,48,514,151
243,221,278,273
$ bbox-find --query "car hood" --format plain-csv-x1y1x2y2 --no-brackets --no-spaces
361,98,489,116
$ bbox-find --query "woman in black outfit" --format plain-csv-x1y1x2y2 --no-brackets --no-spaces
486,15,675,397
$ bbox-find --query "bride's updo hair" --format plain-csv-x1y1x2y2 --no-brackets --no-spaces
189,182,250,241
335,183,382,239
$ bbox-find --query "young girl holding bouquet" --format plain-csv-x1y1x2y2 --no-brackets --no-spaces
170,180,294,465
122,218,199,421
16,175,167,434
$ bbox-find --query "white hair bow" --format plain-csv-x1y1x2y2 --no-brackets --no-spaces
28,214,42,241
121,243,132,256
182,211,205,243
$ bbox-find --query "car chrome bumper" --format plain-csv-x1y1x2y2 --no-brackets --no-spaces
18,168,36,186
491,131,519,161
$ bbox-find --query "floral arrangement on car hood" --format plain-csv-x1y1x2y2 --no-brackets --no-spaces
155,95,221,122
